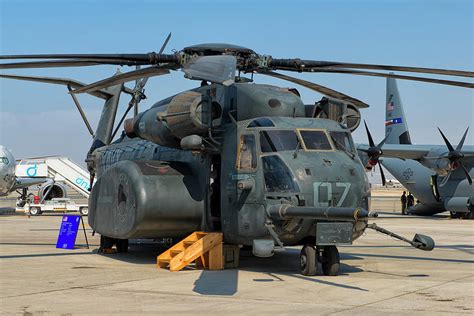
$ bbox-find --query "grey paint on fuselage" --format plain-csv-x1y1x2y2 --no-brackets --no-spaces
379,77,473,216
0,145,16,196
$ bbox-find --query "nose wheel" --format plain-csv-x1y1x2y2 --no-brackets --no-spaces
299,245,341,276
300,245,317,276
320,245,340,276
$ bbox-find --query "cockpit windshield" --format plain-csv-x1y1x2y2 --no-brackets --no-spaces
299,130,332,150
260,130,299,152
0,157,9,165
330,131,355,153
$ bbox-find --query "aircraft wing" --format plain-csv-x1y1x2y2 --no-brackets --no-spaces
357,144,436,160
12,177,48,191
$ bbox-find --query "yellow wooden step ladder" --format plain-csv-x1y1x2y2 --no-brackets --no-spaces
157,232,223,271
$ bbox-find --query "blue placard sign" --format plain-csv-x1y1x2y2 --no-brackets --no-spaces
56,215,81,249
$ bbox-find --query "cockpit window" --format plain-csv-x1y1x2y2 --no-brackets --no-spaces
330,131,355,153
260,130,299,152
299,130,332,150
0,157,9,165
262,155,299,192
247,118,275,128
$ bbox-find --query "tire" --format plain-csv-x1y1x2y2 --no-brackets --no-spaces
116,239,129,253
79,207,89,216
322,246,340,276
450,211,461,219
461,212,474,220
99,235,115,250
29,207,41,216
300,245,317,276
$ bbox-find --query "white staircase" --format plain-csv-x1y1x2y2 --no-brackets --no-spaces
16,156,92,198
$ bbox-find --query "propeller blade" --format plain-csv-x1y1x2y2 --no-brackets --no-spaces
260,71,369,108
437,128,455,152
379,163,386,186
183,55,236,86
301,69,474,89
459,162,473,185
71,66,170,95
0,73,112,99
270,59,474,78
377,133,390,148
456,127,469,151
363,120,375,147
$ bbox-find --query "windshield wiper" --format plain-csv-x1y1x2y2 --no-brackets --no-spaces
293,138,302,159
331,136,356,160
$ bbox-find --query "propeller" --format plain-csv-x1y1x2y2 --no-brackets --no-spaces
360,120,389,186
436,127,472,186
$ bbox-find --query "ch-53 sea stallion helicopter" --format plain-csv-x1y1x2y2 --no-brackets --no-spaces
2,35,473,276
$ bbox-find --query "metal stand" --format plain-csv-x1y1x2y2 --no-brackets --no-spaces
80,216,90,249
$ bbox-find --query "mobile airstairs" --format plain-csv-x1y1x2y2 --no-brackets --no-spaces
15,156,93,215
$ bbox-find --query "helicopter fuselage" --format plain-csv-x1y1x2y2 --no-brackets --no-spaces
88,82,370,247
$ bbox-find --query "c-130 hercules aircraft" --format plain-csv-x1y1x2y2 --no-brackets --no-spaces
1,35,473,276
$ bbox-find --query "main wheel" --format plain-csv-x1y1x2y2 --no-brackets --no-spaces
116,239,129,253
450,211,461,219
79,207,89,216
29,207,41,216
99,235,115,253
321,246,340,276
300,245,317,276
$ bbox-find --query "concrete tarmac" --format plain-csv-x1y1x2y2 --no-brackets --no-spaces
0,195,473,315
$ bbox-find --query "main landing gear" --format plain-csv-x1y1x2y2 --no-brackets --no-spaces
98,235,129,253
300,244,340,276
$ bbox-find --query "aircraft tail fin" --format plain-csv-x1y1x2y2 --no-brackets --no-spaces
385,76,412,144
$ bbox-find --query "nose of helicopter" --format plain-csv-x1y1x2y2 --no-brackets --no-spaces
288,151,368,208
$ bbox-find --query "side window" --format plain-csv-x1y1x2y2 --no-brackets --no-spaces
236,135,257,171
0,157,8,165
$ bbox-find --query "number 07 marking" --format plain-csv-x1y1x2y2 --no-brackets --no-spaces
313,182,351,207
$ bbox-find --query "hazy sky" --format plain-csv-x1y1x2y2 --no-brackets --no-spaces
1,0,473,178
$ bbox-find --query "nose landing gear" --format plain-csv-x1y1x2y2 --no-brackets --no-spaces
299,244,341,276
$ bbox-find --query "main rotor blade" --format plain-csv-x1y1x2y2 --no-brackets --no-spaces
183,55,236,86
0,53,152,61
0,59,114,69
260,71,369,108
271,59,474,78
0,73,112,99
159,33,172,54
300,69,474,89
139,32,172,89
456,127,469,151
71,66,170,95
